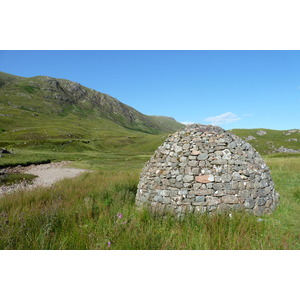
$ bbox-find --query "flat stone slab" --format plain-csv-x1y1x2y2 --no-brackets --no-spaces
195,174,214,183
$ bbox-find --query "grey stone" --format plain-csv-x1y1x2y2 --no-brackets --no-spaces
195,196,205,202
211,159,227,165
257,197,267,206
154,195,163,202
188,160,199,167
215,151,223,156
223,195,239,204
189,155,197,160
176,174,183,181
222,149,231,159
206,196,220,205
174,145,182,153
175,181,183,188
245,135,256,141
214,190,225,196
244,198,255,209
213,183,223,190
256,130,267,136
178,190,188,195
179,157,188,163
214,175,221,182
221,173,232,182
232,172,241,181
228,141,237,149
183,175,194,183
197,153,209,160
191,167,200,175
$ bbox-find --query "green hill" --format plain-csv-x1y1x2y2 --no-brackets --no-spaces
0,71,183,155
231,128,300,156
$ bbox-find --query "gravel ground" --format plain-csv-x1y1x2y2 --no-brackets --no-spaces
0,161,88,197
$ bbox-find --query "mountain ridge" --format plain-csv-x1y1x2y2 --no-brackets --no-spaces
0,71,184,135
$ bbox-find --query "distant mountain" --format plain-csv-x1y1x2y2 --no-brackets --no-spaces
0,71,184,135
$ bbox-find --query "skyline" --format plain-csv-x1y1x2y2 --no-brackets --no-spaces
1,50,300,130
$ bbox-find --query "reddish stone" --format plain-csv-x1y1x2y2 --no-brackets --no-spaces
195,174,214,183
191,150,200,155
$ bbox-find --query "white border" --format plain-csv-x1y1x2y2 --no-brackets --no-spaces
1,0,300,50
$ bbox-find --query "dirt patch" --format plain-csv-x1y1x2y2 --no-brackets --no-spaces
0,161,88,197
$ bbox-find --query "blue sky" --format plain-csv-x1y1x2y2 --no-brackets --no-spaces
0,50,299,130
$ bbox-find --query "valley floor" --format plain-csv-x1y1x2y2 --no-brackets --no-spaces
0,151,299,250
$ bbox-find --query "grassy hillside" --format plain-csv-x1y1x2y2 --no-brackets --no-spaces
0,72,24,87
231,128,300,155
148,115,184,133
0,71,184,166
0,71,184,135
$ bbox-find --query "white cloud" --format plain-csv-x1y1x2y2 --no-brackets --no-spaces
180,121,195,125
204,112,241,125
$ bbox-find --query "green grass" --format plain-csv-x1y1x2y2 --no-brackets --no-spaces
264,156,300,237
231,128,300,155
0,154,299,250
0,173,37,186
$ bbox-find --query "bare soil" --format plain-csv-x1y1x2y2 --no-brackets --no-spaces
0,161,88,196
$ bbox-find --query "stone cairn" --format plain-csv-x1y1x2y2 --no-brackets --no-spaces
136,124,279,217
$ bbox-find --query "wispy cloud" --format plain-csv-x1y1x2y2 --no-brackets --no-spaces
181,121,195,125
204,112,241,125
242,113,254,117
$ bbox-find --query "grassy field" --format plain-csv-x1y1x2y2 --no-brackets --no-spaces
0,150,299,250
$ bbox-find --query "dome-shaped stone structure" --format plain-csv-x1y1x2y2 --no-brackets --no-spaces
136,124,279,216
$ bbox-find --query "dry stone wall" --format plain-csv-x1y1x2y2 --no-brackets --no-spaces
136,124,279,217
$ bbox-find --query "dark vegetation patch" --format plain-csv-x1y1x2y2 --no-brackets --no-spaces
0,158,51,169
0,173,37,186
22,85,40,94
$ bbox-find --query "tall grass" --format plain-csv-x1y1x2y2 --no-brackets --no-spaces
1,160,299,249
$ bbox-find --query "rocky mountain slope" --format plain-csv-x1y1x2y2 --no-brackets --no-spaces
0,71,183,134
0,71,185,155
